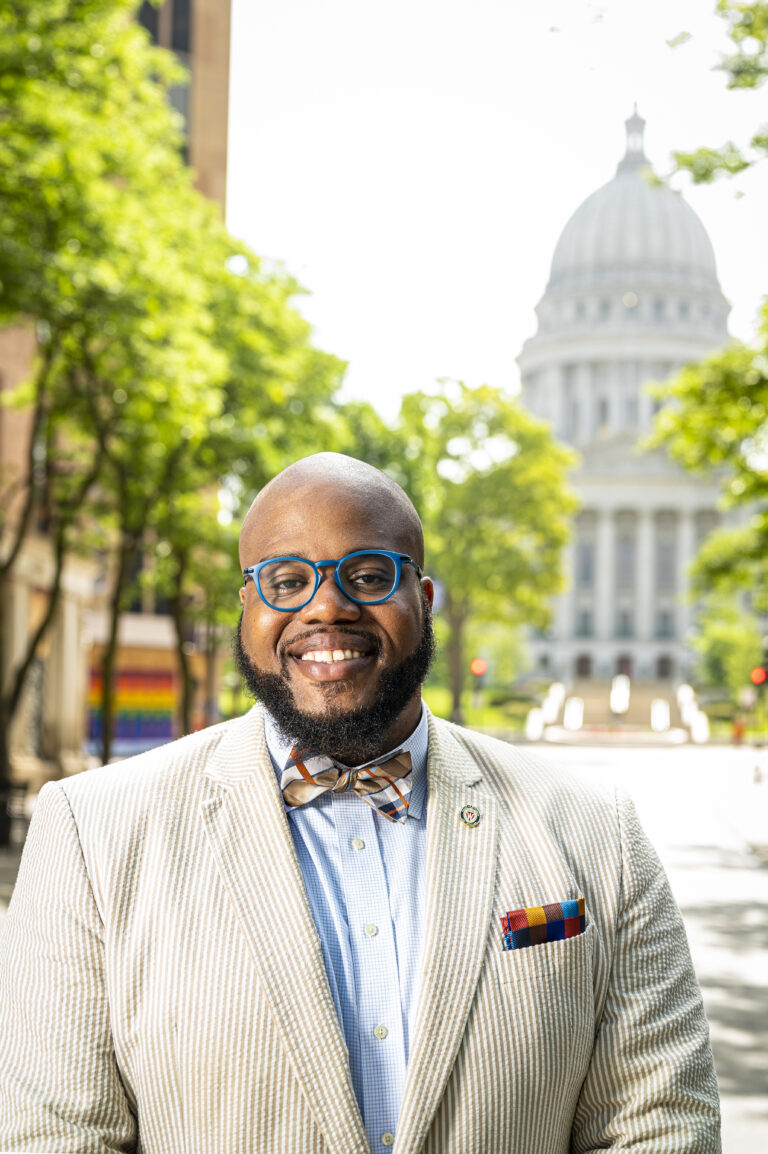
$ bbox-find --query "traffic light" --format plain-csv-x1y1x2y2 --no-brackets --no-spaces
751,637,768,689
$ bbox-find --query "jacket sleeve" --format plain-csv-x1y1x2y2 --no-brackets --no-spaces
0,781,137,1153
572,789,721,1153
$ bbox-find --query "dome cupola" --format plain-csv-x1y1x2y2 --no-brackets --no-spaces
547,107,721,294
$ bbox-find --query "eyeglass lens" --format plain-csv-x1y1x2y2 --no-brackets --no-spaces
258,553,399,608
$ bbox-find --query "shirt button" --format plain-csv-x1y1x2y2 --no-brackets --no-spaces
373,1024,388,1040
364,923,378,937
351,838,365,851
381,1133,395,1147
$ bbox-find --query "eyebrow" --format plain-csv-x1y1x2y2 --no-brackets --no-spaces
250,547,402,566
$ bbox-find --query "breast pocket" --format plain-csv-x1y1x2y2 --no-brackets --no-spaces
493,922,596,1087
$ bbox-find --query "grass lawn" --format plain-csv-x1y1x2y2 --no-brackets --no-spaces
422,686,530,733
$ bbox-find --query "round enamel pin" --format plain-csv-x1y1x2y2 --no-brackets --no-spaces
460,804,481,827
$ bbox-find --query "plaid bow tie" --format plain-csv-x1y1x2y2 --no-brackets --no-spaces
282,746,413,822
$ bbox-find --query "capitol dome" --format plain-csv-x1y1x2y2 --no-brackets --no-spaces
548,109,719,293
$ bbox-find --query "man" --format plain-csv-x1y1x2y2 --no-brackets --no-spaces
0,453,720,1153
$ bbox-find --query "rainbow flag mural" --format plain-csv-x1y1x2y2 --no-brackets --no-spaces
88,668,175,755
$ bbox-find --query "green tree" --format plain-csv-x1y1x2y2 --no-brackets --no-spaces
651,1,768,617
690,596,763,702
0,0,347,807
672,1,768,182
392,383,577,723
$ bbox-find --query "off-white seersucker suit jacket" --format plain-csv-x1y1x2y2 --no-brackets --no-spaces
0,705,720,1153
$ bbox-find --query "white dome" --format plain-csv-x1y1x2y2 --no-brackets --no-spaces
548,112,719,291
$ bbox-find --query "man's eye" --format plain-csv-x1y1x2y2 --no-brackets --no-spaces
347,568,391,589
261,565,312,599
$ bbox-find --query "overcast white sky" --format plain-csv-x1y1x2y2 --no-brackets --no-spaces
226,0,768,419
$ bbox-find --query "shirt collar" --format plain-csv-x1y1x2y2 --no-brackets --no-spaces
264,703,430,821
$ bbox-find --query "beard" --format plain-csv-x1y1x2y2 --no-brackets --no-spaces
232,597,436,764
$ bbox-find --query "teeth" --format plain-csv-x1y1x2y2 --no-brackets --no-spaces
300,649,365,663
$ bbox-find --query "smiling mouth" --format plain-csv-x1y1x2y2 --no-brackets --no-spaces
285,633,378,682
300,648,366,663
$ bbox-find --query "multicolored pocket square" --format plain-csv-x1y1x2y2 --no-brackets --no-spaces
501,897,585,951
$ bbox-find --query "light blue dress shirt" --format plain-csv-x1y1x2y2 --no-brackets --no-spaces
264,707,429,1152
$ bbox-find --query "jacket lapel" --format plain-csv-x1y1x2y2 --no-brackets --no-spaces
199,707,369,1154
395,715,499,1154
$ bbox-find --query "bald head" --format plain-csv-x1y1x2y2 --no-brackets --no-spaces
239,453,424,568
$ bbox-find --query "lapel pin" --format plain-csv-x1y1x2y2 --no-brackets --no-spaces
460,804,481,827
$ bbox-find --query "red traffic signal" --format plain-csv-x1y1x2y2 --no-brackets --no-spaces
469,657,488,677
750,666,767,686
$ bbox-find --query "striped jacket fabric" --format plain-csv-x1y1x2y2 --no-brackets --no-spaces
0,705,720,1153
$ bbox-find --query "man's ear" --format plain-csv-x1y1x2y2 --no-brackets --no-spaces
239,585,246,606
421,576,434,609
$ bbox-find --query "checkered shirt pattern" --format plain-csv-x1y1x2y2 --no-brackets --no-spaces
281,746,413,822
501,897,586,951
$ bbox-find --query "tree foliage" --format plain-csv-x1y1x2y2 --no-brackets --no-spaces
0,0,344,784
690,596,763,702
650,2,768,621
672,1,768,182
391,383,577,722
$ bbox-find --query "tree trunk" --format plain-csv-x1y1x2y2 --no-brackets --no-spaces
169,550,194,737
0,576,12,847
100,534,134,766
204,616,219,727
0,699,12,848
445,592,468,725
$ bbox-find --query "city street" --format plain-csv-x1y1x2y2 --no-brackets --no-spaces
534,741,768,1152
1,741,767,1150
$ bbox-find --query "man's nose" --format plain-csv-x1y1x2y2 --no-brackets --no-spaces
297,568,361,622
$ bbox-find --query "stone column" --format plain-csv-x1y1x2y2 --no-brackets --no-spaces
635,509,654,643
595,509,616,647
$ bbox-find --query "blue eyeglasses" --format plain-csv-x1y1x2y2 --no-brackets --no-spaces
242,549,423,612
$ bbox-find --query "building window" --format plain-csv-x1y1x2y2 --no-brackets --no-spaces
600,299,611,320
695,510,719,547
616,536,635,590
656,609,674,639
625,395,638,424
172,0,192,54
575,301,586,320
597,397,609,428
655,514,677,592
615,609,634,638
575,609,593,638
657,655,673,679
679,300,690,321
138,0,159,39
656,542,675,591
575,654,593,678
653,297,666,322
576,541,594,587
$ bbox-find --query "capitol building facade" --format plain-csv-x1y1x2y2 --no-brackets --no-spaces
518,110,732,685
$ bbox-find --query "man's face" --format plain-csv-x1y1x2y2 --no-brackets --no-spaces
236,480,434,759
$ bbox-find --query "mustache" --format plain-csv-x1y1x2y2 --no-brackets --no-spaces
278,628,382,660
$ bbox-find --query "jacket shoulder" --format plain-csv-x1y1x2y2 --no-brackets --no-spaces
53,712,254,809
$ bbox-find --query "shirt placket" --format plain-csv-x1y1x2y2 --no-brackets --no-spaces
335,795,406,1151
